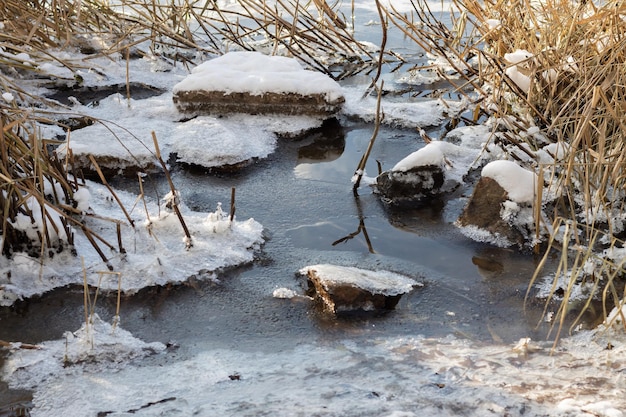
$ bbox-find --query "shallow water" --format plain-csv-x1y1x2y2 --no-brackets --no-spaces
0,5,603,413
0,115,598,415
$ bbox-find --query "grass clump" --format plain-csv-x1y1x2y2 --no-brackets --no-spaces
0,104,77,258
384,0,626,333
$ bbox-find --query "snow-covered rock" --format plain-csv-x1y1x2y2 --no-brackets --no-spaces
300,264,420,313
173,51,345,116
457,160,538,248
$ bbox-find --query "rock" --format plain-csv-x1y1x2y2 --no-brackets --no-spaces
174,90,344,116
457,176,526,247
458,160,539,248
375,164,446,205
172,51,345,116
374,142,454,205
299,264,419,313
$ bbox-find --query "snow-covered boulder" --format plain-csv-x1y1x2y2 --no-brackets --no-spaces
172,51,345,116
299,264,420,313
375,142,447,205
457,160,538,248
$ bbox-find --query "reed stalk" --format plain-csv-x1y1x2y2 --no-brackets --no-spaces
382,0,626,331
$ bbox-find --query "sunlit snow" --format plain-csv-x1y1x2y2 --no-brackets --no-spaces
2,2,626,416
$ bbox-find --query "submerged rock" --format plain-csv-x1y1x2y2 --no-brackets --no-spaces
300,264,419,313
173,51,345,116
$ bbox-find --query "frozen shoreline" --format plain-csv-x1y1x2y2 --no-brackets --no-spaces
2,1,626,415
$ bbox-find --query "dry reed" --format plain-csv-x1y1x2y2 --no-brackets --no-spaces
384,0,626,333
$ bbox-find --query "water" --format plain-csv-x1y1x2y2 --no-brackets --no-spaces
0,3,601,412
0,114,593,415
0,117,564,345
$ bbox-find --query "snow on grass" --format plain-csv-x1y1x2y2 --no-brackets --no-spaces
4,314,166,390
504,49,534,93
0,180,264,305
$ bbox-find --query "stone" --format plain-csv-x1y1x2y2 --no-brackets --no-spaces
173,90,344,116
299,264,419,313
375,164,446,205
457,176,526,247
172,51,345,117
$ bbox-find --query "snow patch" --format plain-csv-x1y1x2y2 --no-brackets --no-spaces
481,160,537,203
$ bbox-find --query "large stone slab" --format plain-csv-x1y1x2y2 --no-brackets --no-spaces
172,51,345,116
299,264,419,313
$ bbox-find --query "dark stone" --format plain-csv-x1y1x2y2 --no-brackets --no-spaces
458,176,525,247
375,164,445,205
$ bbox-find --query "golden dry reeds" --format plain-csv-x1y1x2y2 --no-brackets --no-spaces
384,0,626,333
1,0,373,262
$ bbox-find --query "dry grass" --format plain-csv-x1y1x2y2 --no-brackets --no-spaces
6,0,624,334
384,0,626,334
1,0,373,262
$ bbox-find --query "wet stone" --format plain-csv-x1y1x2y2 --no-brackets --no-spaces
375,164,446,206
46,83,165,106
457,176,526,247
300,264,418,314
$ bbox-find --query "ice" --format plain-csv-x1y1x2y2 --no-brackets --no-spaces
0,180,264,304
4,320,626,416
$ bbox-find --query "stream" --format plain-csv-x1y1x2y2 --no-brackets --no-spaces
0,4,605,414
0,111,597,416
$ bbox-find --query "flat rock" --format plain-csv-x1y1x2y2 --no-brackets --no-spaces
172,51,345,116
299,264,419,313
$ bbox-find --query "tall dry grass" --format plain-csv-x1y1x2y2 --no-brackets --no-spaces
384,0,626,334
1,0,372,261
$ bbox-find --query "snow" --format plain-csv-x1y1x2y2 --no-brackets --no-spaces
386,125,495,189
3,310,626,416
0,180,264,305
392,143,445,171
481,160,538,203
173,51,344,102
56,92,324,170
504,50,534,93
2,2,626,416
272,287,299,298
341,87,450,128
300,264,419,296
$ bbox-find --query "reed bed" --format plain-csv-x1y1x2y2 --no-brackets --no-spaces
384,0,626,333
1,0,372,264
